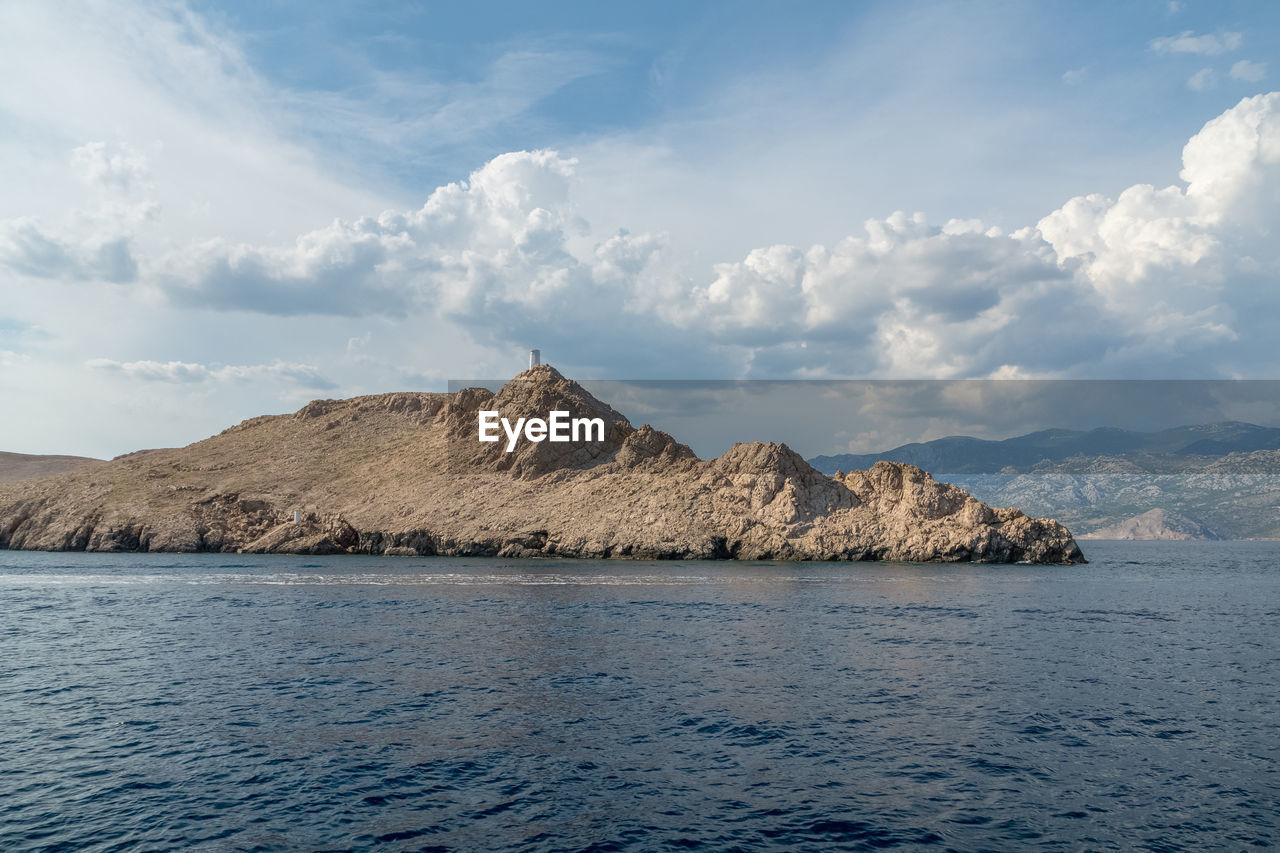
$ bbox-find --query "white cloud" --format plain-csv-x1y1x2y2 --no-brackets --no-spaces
0,140,158,284
87,358,336,388
2,0,1280,461
158,150,604,316
0,1,394,253
1150,31,1243,55
1188,68,1217,91
0,2,1276,459
0,218,138,283
1035,91,1280,359
1231,60,1267,82
283,45,612,173
151,150,697,372
62,91,1266,380
0,350,30,369
1062,67,1087,85
72,141,151,193
1180,92,1280,214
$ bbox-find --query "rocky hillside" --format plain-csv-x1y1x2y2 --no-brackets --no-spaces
943,452,1280,540
0,451,103,485
0,367,1083,563
810,422,1280,475
1080,508,1223,541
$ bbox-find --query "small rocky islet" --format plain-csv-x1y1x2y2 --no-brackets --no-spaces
0,366,1084,563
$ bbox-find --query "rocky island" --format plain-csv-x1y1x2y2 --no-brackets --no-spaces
0,367,1084,563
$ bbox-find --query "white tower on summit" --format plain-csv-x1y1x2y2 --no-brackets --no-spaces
529,349,541,369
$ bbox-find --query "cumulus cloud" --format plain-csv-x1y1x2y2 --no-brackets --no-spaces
150,153,1075,376
161,150,592,316
0,140,157,283
659,213,1112,377
1035,92,1280,361
87,358,336,388
120,92,1280,378
1150,30,1242,55
653,93,1280,377
72,141,150,193
158,151,680,365
0,218,138,282
44,92,1280,379
1231,60,1267,82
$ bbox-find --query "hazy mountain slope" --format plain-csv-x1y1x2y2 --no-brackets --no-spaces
0,451,104,485
810,422,1280,475
1080,509,1223,541
942,452,1280,539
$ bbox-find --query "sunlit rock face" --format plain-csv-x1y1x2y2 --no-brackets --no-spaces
0,369,1084,564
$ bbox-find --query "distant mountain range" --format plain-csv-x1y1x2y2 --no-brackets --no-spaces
809,421,1280,476
808,422,1280,539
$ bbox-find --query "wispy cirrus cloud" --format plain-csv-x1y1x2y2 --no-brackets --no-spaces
87,358,337,389
1231,60,1267,83
1150,30,1243,55
1188,68,1217,91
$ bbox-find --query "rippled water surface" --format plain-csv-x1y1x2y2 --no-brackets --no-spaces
1,542,1277,851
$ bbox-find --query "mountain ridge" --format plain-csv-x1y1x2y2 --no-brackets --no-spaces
0,451,104,485
809,421,1280,476
1080,508,1223,541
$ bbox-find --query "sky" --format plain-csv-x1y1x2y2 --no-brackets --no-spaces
1,0,1279,458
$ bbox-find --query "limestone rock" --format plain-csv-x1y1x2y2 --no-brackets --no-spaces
0,368,1084,563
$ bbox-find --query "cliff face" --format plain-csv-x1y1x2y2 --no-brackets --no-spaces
0,366,1084,563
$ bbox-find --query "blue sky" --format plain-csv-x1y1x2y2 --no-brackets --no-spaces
1,0,1279,456
188,0,1276,213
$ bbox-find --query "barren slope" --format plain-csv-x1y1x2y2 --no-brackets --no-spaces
0,451,104,485
1080,508,1223,541
0,367,1084,563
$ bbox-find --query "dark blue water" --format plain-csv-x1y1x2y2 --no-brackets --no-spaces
1,542,1277,851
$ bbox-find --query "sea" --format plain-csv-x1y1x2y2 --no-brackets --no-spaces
1,541,1276,852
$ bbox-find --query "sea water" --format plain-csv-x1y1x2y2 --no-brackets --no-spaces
1,542,1276,851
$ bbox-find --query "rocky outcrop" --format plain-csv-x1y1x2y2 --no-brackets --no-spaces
0,366,1084,563
443,368,635,478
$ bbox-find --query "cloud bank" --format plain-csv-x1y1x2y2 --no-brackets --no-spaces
90,92,1277,379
